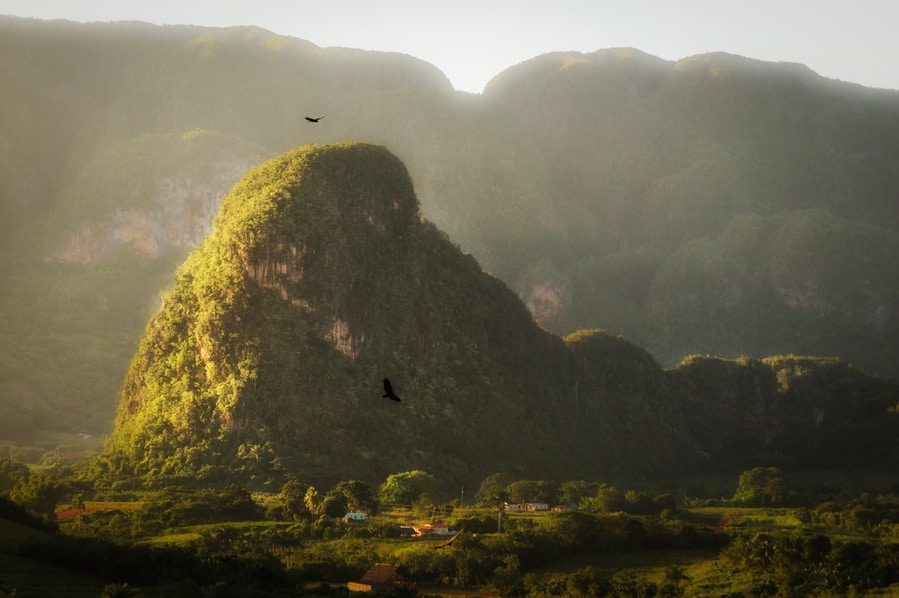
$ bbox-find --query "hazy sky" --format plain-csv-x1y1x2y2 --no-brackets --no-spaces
4,1,898,93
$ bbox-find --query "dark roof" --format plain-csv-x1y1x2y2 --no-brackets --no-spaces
358,563,410,585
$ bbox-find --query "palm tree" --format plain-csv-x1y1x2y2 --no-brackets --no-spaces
664,564,691,597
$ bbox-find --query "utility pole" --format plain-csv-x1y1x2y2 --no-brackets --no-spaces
459,485,464,509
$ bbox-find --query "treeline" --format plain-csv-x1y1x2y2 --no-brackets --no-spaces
565,339,899,483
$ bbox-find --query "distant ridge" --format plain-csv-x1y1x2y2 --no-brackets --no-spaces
1,17,897,451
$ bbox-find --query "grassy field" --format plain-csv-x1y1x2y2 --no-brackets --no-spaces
0,431,105,468
55,500,144,521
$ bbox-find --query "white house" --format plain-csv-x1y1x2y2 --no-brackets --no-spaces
413,522,453,536
344,512,367,523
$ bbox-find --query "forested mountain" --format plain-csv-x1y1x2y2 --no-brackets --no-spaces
100,143,579,488
98,143,899,490
1,17,898,444
482,50,899,370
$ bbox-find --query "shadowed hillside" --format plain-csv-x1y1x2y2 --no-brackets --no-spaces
481,49,899,373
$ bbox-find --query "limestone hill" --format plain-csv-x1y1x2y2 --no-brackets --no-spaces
99,144,899,491
101,143,579,488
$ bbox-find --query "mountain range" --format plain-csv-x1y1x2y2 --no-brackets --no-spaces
0,16,897,446
96,142,899,489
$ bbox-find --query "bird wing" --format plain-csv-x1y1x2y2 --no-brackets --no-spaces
382,378,401,401
431,528,464,549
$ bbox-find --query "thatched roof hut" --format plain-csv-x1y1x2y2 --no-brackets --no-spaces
348,563,414,593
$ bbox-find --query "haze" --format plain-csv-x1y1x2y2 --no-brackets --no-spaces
5,0,899,93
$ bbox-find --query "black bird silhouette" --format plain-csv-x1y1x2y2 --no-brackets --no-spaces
304,114,326,122
382,378,401,402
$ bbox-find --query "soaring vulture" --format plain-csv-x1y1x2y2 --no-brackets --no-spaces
382,378,401,402
431,528,464,549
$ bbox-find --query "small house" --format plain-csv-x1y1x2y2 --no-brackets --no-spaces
414,522,452,536
344,512,367,523
522,502,549,512
430,522,451,535
348,563,414,593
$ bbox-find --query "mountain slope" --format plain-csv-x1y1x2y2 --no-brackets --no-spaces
482,49,899,373
100,143,578,488
0,130,269,436
99,144,899,491
1,18,898,442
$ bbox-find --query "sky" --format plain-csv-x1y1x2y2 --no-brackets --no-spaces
3,0,899,94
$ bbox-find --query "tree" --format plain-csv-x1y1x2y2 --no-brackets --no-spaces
9,474,65,521
304,486,319,515
198,526,240,556
664,564,691,597
71,493,86,513
474,472,513,505
559,480,601,505
413,492,437,520
318,491,348,519
594,485,627,513
333,479,379,515
506,480,559,505
0,457,30,493
609,570,656,597
218,484,259,520
652,493,678,514
476,484,510,534
733,467,791,506
280,479,310,520
379,471,436,506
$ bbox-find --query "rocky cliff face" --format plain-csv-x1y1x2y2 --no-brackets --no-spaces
52,173,226,264
47,133,268,265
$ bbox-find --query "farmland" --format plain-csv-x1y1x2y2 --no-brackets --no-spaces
2,464,899,596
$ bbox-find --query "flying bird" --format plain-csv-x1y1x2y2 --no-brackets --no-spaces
382,378,401,402
304,114,326,122
431,528,464,549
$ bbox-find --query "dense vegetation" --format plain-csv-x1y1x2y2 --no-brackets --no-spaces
99,142,578,490
3,459,899,596
2,18,899,444
2,21,899,594
88,142,899,493
483,51,899,377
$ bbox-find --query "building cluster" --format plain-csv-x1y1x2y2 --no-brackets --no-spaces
504,501,578,512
